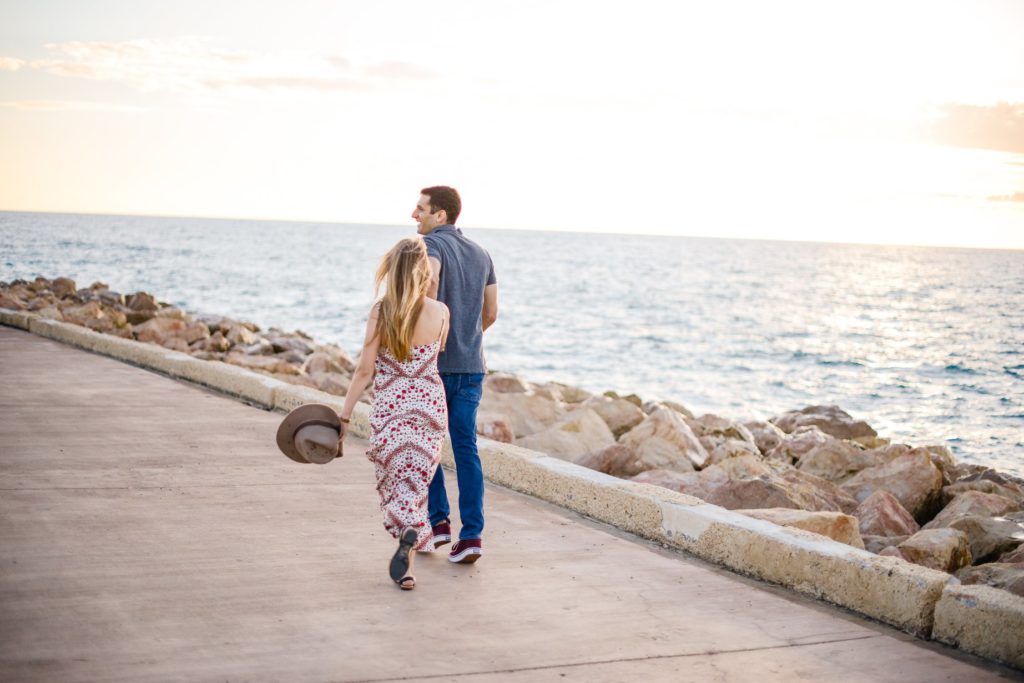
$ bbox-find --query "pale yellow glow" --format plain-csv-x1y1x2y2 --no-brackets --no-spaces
0,1,1022,248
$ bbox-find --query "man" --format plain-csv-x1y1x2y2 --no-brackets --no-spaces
412,186,498,564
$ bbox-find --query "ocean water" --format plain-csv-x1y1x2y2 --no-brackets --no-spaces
2,211,1022,477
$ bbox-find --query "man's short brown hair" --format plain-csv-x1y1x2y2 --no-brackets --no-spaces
421,186,461,225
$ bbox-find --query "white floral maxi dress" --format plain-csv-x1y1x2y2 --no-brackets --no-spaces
367,338,448,551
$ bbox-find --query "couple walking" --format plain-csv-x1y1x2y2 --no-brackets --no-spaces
337,186,498,590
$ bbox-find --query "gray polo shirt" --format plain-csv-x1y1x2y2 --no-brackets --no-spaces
422,224,496,374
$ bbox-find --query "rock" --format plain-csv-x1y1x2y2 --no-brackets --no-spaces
314,371,351,395
315,344,356,374
548,383,592,403
789,431,882,483
274,349,308,365
225,324,256,346
893,528,973,573
770,405,877,441
36,305,64,321
154,306,188,321
203,331,231,353
735,508,865,549
266,331,316,355
302,351,347,376
272,373,319,389
161,337,190,353
479,390,566,438
923,491,1022,530
686,414,756,444
133,317,186,344
61,300,104,325
476,413,514,443
98,289,124,306
515,409,615,462
947,516,1024,564
943,478,1024,506
224,353,300,375
51,277,76,298
998,545,1024,564
765,426,832,465
743,420,787,455
840,451,944,522
658,400,695,419
485,373,530,393
863,534,909,554
703,437,761,466
921,444,957,478
578,443,644,477
180,321,210,345
0,291,26,309
955,563,1024,598
530,384,564,402
236,339,275,356
618,406,709,472
630,468,700,492
855,490,920,538
127,292,159,311
582,396,646,438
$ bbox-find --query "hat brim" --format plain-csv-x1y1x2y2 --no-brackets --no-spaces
276,403,341,464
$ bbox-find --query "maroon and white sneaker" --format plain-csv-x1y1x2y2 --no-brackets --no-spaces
431,521,452,549
448,538,483,564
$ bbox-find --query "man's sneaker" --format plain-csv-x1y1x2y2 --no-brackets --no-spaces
448,538,483,564
432,521,452,549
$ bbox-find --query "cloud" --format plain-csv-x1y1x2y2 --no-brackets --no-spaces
0,57,25,71
0,100,147,112
929,102,1024,154
988,191,1024,202
7,38,438,96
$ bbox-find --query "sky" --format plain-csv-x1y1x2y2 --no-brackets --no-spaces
1,0,1023,248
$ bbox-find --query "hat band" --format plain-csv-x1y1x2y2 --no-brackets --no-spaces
299,419,340,431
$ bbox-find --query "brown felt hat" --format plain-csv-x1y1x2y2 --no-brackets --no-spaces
276,403,342,464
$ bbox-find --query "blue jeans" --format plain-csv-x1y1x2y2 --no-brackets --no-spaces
428,372,485,540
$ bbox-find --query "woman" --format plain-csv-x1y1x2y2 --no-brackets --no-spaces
338,237,449,590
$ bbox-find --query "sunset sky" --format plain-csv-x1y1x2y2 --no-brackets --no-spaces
1,0,1022,248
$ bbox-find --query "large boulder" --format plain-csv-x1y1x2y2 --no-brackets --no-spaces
515,409,615,462
630,468,699,492
127,291,159,312
133,317,187,344
224,353,300,375
735,508,865,548
266,330,316,356
923,490,1021,530
854,490,920,538
479,390,566,438
840,451,944,522
617,407,709,472
942,478,1024,506
582,396,646,438
770,405,877,442
955,563,1024,598
703,438,761,466
884,528,973,573
743,420,787,455
577,443,645,477
485,372,529,394
225,324,256,346
685,414,756,445
51,277,76,298
793,435,882,483
302,351,348,376
947,516,1024,564
863,534,910,554
476,413,514,444
765,426,832,465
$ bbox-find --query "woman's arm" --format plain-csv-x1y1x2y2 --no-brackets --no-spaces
338,305,381,441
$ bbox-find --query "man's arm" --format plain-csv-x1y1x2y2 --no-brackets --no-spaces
426,256,441,300
482,283,498,331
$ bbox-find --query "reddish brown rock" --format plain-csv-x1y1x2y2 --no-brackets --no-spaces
840,451,944,522
134,317,187,344
863,534,910,554
0,291,26,310
477,414,514,444
943,478,1024,506
793,434,882,483
893,528,973,573
578,443,643,477
855,490,920,538
485,372,530,394
955,563,1024,598
770,405,877,442
224,353,299,375
766,426,832,465
127,291,159,312
515,409,615,462
998,545,1024,564
617,406,709,472
582,395,646,438
735,508,865,548
947,516,1024,564
49,277,75,298
630,468,700,492
923,490,1021,529
743,420,787,455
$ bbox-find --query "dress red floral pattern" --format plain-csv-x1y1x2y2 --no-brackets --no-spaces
367,338,448,551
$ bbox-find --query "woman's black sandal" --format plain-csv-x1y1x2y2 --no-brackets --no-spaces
390,527,419,586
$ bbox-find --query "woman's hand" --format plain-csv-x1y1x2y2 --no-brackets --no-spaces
338,420,349,449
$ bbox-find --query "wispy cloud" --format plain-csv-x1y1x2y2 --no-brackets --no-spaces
0,38,438,96
1,100,147,112
0,57,25,72
929,102,1024,154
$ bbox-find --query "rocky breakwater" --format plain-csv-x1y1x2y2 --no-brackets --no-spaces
480,375,1024,598
0,277,362,399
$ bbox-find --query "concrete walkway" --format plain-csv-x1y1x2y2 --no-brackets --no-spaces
0,326,1019,682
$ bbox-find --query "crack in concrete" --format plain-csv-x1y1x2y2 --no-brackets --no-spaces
341,633,884,682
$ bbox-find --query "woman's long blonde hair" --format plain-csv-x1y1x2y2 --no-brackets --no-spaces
374,237,432,361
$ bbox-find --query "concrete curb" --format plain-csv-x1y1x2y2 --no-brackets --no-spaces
933,584,1024,669
3,309,1020,665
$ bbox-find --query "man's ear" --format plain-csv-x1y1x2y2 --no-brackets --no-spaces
436,209,447,224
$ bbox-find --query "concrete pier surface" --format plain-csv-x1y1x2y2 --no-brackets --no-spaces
1,326,1020,682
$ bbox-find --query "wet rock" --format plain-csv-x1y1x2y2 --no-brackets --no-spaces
476,413,514,443
515,408,615,462
618,406,709,472
735,508,865,549
855,490,920,538
841,450,944,522
947,516,1024,564
923,491,1021,530
770,404,877,442
955,563,1024,598
485,372,529,393
582,395,646,438
743,420,787,455
890,528,973,573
